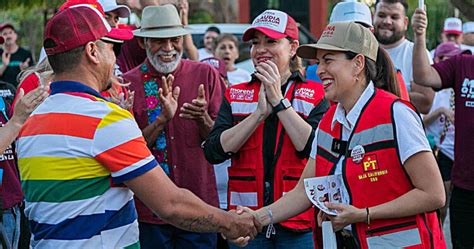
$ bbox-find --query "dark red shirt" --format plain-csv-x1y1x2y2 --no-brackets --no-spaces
0,98,22,209
433,55,474,191
124,59,225,224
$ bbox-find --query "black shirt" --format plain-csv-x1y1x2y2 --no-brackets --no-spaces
203,71,330,205
0,47,34,87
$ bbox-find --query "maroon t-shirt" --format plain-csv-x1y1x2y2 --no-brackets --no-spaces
433,55,474,191
124,59,225,224
0,100,23,209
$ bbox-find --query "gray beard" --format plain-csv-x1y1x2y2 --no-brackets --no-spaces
147,49,182,74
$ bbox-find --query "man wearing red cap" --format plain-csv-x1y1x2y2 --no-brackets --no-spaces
0,23,34,87
16,5,258,248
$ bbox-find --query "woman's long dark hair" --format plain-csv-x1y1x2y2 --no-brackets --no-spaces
345,47,400,97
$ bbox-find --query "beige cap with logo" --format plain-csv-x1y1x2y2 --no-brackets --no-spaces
297,21,378,62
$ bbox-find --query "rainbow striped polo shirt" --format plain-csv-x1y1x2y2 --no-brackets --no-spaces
17,81,157,248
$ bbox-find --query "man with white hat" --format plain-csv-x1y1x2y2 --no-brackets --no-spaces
98,0,131,28
17,5,257,248
441,17,463,45
123,4,227,248
306,0,373,83
462,22,474,54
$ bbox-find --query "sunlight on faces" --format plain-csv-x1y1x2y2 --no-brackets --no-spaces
250,31,297,73
374,2,408,45
315,49,360,103
145,37,183,74
215,39,239,71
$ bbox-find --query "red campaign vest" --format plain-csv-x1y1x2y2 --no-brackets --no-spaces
226,79,325,231
314,89,445,248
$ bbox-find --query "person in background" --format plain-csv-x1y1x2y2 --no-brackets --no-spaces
305,0,373,84
423,42,470,223
441,17,463,45
461,22,474,54
213,33,251,86
198,26,220,60
374,0,434,113
98,0,131,28
0,23,34,88
123,5,227,248
232,21,446,249
204,9,329,249
412,7,474,249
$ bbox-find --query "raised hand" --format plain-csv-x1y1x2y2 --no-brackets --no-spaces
179,84,209,122
12,85,49,125
324,202,365,232
255,60,284,107
19,58,31,70
158,75,180,122
2,52,10,66
412,7,428,37
256,85,271,120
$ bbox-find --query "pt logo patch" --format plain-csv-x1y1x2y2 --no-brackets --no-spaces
363,154,379,172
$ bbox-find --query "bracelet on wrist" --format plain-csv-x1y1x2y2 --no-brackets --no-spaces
265,208,276,238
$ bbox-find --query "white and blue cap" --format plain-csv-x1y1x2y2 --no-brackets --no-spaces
463,22,474,34
97,0,130,18
329,0,372,28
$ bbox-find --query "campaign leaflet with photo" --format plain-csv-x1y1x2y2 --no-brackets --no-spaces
304,175,346,215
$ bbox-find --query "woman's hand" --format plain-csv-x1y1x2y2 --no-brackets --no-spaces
324,202,366,231
255,85,272,121
12,85,49,126
254,60,284,107
317,209,330,227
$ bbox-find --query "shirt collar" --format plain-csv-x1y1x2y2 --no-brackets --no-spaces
50,81,105,100
331,82,375,130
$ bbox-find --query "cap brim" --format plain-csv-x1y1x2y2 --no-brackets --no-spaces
104,28,133,43
133,27,190,38
105,5,131,18
444,30,463,35
242,27,287,41
296,44,349,59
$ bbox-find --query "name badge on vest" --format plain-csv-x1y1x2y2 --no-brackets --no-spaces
351,145,365,164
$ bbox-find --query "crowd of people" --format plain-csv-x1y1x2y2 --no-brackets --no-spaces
0,0,473,248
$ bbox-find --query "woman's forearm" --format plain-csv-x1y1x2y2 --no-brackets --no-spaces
220,112,264,153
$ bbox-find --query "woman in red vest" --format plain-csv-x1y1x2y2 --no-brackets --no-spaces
230,22,446,248
203,9,330,249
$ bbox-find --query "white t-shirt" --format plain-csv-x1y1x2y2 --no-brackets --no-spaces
385,39,433,92
227,68,252,86
198,48,214,61
424,89,455,160
461,44,474,54
310,82,431,204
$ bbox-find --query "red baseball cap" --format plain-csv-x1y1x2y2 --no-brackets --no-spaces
434,42,471,58
44,5,132,55
0,23,15,33
242,9,298,42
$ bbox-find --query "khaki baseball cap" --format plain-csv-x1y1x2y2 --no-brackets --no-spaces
297,21,378,62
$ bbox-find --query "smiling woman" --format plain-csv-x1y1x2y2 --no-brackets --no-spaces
203,9,330,249
227,21,446,249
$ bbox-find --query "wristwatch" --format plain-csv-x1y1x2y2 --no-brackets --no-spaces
272,98,291,113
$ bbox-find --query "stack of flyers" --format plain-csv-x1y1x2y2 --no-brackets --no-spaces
304,175,347,215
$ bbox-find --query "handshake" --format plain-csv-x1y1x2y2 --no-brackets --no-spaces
222,206,265,247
